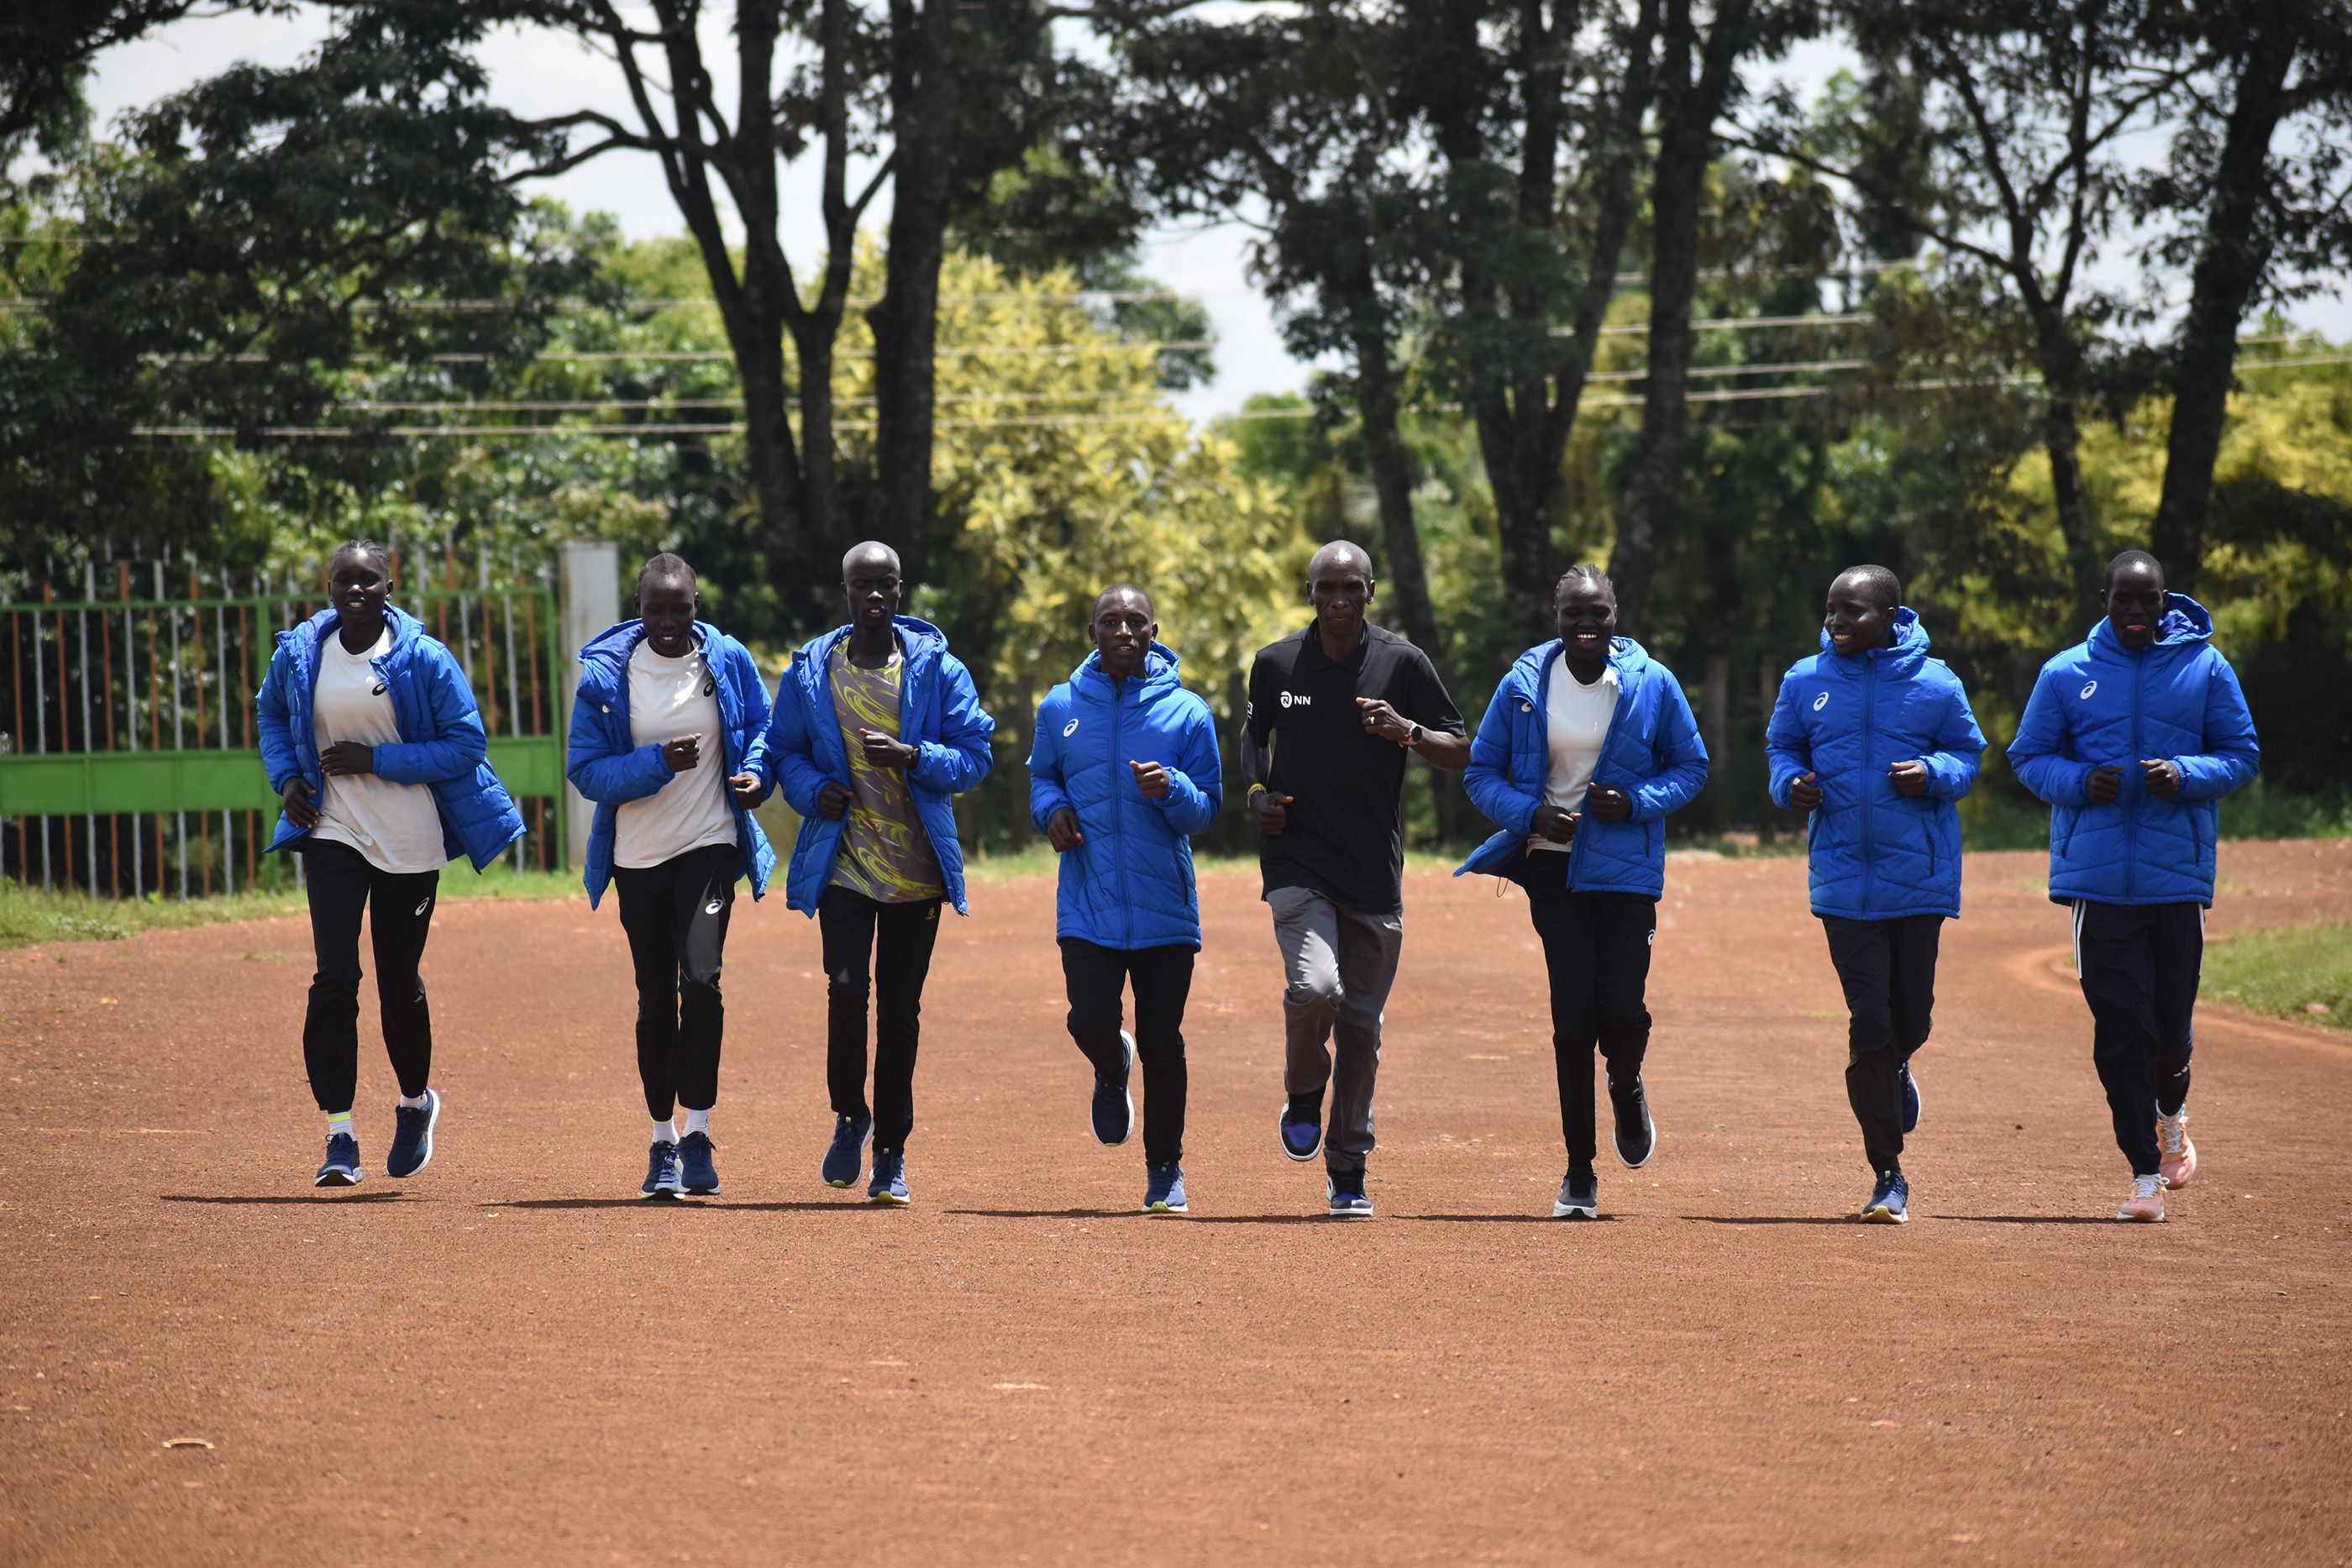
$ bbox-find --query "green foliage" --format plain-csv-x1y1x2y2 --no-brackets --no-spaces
2202,921,2352,1031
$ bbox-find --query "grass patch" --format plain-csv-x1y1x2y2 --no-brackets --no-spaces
0,861,580,952
2201,922,2352,1030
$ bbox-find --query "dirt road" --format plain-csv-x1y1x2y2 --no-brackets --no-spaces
3,842,2347,1565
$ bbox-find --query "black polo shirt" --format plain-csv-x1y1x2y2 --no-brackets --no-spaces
1247,621,1466,915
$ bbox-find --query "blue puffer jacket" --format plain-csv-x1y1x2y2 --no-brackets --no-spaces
1027,644,1223,949
1457,637,1709,898
256,604,526,871
2007,595,2260,907
566,620,778,910
1767,610,1987,920
744,616,995,916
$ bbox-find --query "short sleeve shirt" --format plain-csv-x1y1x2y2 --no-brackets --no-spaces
614,639,737,870
1246,622,1466,914
827,640,945,904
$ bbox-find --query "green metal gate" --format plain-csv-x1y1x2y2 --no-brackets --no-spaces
0,553,569,897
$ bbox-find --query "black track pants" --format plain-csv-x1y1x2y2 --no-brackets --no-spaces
2074,899,2202,1177
1058,938,1195,1167
612,842,739,1121
298,837,439,1114
1518,853,1656,1176
817,886,943,1156
1820,913,1945,1175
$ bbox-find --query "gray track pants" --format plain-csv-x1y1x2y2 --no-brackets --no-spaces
1269,884,1405,1176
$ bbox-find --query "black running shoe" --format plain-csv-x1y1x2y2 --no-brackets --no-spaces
1898,1061,1921,1135
641,1139,683,1200
1552,1168,1599,1219
314,1131,362,1188
1609,1073,1655,1169
1278,1093,1325,1162
386,1088,440,1178
1326,1168,1373,1218
822,1112,872,1188
678,1130,721,1194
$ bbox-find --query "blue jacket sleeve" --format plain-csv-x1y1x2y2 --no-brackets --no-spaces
1764,669,1812,809
256,644,302,795
1463,683,1541,837
1148,696,1224,836
564,684,674,805
374,648,490,785
1028,691,1074,832
906,653,995,795
1919,674,1987,801
2008,666,2095,805
731,643,773,771
750,663,836,818
1627,677,1709,823
2176,653,2260,800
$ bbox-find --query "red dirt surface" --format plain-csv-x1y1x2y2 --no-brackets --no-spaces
3,842,2349,1565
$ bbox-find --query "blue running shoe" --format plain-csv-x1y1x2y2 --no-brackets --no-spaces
1144,1162,1189,1214
1552,1168,1598,1219
1092,1030,1136,1146
868,1151,911,1206
1898,1061,1921,1135
385,1088,439,1178
1279,1095,1324,1162
641,1139,683,1200
1326,1171,1373,1218
678,1130,721,1195
314,1131,362,1188
1862,1169,1908,1225
1608,1073,1656,1169
822,1112,872,1188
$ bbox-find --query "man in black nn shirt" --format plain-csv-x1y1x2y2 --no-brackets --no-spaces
1242,540,1468,1217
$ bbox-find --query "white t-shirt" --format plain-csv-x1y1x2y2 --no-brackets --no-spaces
310,627,449,874
613,638,738,869
1527,653,1618,855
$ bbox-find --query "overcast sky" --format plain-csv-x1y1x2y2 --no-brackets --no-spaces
71,5,2352,426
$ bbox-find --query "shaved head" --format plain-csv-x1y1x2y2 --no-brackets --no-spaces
1832,564,1902,611
2107,549,2164,592
1309,540,1374,583
843,540,900,579
1095,582,1153,621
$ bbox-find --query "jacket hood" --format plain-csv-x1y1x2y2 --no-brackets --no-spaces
1816,606,1929,671
1071,642,1181,697
1509,634,1651,690
800,613,949,669
287,601,426,658
2088,592,2213,656
577,618,731,687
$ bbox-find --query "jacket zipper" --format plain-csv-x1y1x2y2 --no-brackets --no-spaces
1860,659,1877,916
2127,650,2145,903
1110,676,1132,945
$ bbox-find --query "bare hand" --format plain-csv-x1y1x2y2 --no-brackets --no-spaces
1588,784,1633,822
1531,804,1576,845
817,781,855,820
1252,789,1294,836
1130,759,1170,800
2141,758,2182,798
1355,697,1415,746
282,776,320,828
857,727,916,770
1046,806,1084,852
728,771,764,808
2087,763,2124,805
1888,759,1929,799
1788,771,1822,811
319,742,374,777
661,735,702,773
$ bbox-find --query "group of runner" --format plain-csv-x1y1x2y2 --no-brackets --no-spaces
256,534,2260,1222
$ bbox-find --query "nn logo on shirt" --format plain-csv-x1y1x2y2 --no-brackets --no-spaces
1279,690,1311,709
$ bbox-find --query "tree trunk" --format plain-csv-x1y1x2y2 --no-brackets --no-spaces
2041,387,2103,606
1614,0,1748,638
873,0,956,597
1356,327,1444,674
2150,21,2296,593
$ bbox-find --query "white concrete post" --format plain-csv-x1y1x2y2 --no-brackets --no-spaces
559,539,621,869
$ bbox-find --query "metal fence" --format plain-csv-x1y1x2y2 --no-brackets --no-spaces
0,551,569,896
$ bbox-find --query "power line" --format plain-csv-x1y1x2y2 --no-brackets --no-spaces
137,341,1212,364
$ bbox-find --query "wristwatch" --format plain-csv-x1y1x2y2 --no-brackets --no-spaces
1404,721,1423,749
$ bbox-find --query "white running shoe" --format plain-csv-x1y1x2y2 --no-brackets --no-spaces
2116,1173,2166,1223
2156,1108,2196,1190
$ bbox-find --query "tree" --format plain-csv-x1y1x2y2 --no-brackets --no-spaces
0,3,248,159
2139,0,2352,590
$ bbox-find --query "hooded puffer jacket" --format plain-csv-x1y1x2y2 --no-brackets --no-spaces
743,615,995,915
256,604,526,872
1456,637,1709,898
566,619,778,909
1766,610,1986,921
2007,594,2259,907
1027,644,1223,950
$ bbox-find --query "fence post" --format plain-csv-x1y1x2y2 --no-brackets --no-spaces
559,540,619,871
